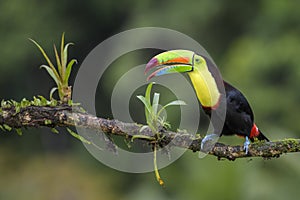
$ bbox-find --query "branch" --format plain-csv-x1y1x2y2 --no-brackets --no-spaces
1,104,299,160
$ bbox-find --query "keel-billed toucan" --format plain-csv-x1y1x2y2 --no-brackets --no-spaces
145,50,269,154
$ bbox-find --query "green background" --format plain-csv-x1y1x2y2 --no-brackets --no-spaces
1,0,300,199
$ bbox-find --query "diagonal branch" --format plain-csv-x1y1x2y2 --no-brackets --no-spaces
0,105,299,160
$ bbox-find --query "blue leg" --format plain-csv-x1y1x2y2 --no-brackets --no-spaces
200,134,219,153
243,136,251,155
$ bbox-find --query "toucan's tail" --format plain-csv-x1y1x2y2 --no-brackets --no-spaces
257,130,269,141
250,124,269,142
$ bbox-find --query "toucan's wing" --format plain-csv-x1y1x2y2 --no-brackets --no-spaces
223,81,254,136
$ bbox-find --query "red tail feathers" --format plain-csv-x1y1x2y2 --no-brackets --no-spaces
250,124,269,141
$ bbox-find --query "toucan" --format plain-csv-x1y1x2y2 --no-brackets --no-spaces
145,50,269,154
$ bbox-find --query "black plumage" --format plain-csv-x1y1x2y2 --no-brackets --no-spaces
203,81,269,142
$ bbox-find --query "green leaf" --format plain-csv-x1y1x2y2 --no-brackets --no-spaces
51,128,59,134
15,105,20,114
145,82,154,123
163,100,186,108
152,92,160,116
63,42,74,68
49,87,58,100
158,100,186,116
49,99,58,106
11,100,18,107
67,128,91,144
64,59,77,85
32,96,41,106
68,99,73,106
54,44,62,78
1,99,5,107
20,98,31,108
60,33,65,67
162,120,171,129
0,125,5,131
38,95,48,106
145,82,154,103
137,95,152,117
3,124,12,131
78,107,86,113
29,38,59,77
40,65,60,86
15,128,22,136
44,120,52,125
139,125,148,133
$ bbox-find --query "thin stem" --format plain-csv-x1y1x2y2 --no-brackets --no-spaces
154,144,164,186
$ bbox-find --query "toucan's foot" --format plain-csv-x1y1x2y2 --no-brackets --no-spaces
243,136,250,155
200,134,219,153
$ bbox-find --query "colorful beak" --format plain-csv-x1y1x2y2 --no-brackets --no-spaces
145,50,194,80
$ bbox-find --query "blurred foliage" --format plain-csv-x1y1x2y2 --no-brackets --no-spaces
1,0,300,199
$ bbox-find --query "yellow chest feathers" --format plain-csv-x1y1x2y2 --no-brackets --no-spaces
187,68,220,108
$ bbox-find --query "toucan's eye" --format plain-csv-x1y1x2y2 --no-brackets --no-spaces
195,58,200,63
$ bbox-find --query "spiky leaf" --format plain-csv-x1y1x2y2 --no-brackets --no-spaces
64,59,77,85
144,82,154,123
49,87,58,100
53,44,62,78
158,100,186,116
63,42,74,68
136,95,152,118
60,32,65,67
152,92,160,116
40,65,60,86
29,38,57,75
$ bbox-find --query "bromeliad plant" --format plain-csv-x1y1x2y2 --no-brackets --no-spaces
136,82,186,138
30,33,77,103
136,82,186,186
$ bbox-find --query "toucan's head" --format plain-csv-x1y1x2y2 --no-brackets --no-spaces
145,50,221,108
145,50,207,80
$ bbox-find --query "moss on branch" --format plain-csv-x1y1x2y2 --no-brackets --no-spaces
0,103,299,161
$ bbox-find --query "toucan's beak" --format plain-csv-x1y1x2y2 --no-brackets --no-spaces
145,50,194,80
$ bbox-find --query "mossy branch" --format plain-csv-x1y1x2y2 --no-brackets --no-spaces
0,103,299,161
